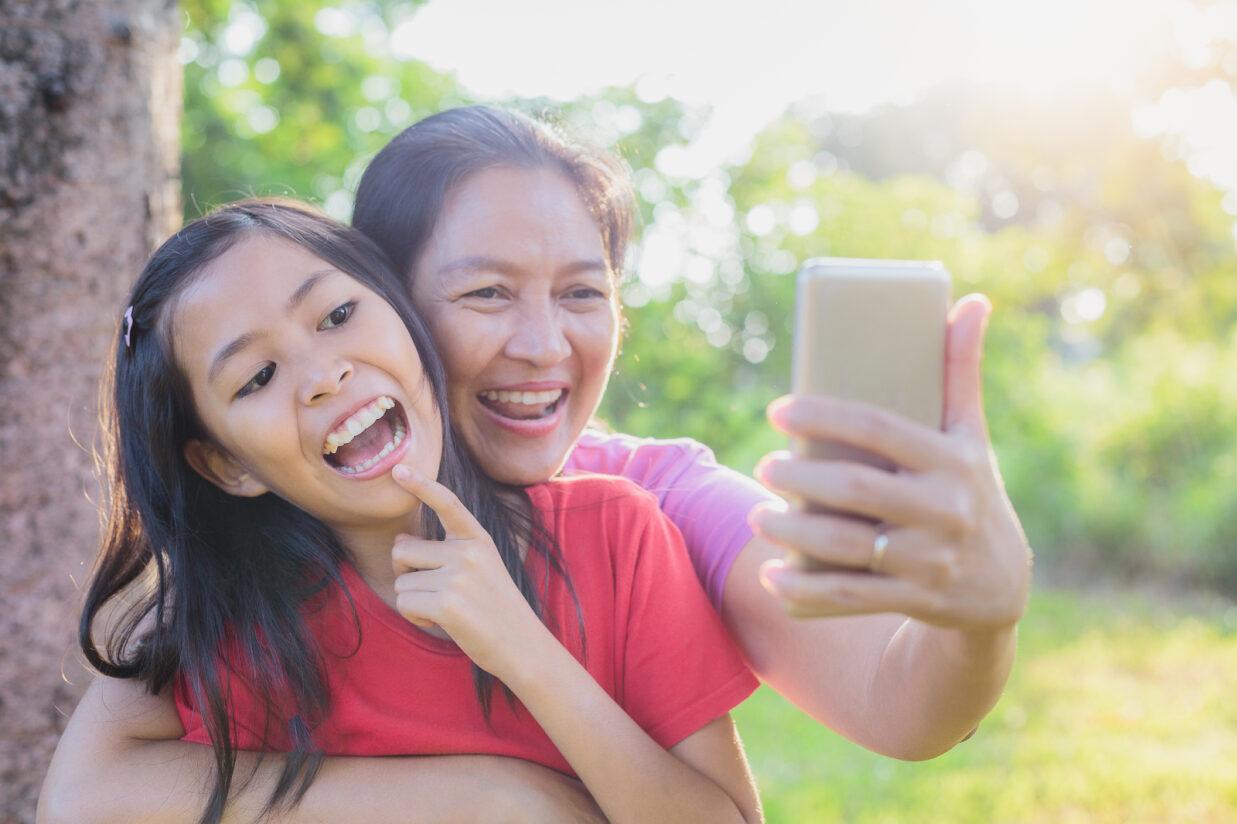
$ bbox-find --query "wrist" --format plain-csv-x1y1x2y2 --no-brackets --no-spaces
488,616,562,688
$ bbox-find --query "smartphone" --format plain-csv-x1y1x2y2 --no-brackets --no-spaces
788,257,951,568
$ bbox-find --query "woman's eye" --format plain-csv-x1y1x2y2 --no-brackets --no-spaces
237,364,275,398
567,287,606,300
319,301,356,330
464,287,501,300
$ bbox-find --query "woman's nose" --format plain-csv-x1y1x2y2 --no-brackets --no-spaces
504,302,571,367
300,357,354,405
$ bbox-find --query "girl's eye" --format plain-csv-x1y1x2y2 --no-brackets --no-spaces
237,364,275,399
319,301,356,330
463,287,501,300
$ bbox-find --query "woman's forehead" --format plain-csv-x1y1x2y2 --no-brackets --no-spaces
417,166,608,282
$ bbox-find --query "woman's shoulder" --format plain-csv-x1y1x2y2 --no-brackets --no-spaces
571,428,718,465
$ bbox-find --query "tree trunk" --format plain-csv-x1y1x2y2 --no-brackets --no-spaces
0,1,180,819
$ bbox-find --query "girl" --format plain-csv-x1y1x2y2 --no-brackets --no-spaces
49,200,761,824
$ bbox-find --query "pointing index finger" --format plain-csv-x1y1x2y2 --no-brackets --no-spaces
391,464,482,539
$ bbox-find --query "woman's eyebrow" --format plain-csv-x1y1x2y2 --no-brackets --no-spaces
437,255,608,278
207,269,340,383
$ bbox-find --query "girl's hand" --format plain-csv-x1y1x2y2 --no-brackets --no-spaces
388,465,552,678
751,295,1032,634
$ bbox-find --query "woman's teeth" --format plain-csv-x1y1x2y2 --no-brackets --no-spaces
323,396,395,455
481,388,564,405
335,417,405,475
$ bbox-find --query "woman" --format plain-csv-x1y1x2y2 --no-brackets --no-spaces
41,107,1030,822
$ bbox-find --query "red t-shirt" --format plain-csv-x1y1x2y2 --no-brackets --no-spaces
174,475,758,775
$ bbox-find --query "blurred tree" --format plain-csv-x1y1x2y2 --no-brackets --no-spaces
0,1,181,820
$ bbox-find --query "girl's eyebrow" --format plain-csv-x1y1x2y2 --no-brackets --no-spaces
207,269,340,383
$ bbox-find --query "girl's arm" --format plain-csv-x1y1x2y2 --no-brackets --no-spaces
38,675,605,824
389,468,762,824
502,636,762,824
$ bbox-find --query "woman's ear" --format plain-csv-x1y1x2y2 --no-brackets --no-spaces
183,439,269,498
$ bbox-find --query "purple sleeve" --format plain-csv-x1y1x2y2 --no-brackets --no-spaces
563,430,780,610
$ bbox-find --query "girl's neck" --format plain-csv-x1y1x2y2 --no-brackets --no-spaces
335,515,423,609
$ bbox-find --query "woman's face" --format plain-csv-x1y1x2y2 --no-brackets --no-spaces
409,165,619,485
172,234,442,532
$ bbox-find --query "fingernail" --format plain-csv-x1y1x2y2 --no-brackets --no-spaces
759,561,786,590
393,465,411,480
768,396,794,423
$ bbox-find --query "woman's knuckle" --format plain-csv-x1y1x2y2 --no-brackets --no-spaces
957,441,989,475
923,551,960,588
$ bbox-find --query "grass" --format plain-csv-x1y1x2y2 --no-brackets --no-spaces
732,585,1237,823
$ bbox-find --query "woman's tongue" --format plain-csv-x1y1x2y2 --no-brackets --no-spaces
333,415,394,468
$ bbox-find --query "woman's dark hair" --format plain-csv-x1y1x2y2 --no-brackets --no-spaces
353,104,635,283
81,199,579,824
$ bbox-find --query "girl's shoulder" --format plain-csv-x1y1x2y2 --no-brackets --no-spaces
526,475,670,557
528,473,661,517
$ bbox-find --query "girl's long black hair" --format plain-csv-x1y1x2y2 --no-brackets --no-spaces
81,199,578,824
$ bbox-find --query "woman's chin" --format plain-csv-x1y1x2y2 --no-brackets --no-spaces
463,406,582,485
478,439,573,486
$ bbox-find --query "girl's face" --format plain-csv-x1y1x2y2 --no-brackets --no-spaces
409,165,619,486
172,235,442,532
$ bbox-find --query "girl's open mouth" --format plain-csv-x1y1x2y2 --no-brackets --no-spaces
322,395,410,477
476,387,565,421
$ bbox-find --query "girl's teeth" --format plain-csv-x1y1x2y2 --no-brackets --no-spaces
323,396,396,454
335,417,406,474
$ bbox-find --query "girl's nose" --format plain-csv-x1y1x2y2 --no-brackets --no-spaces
504,303,571,367
301,358,354,405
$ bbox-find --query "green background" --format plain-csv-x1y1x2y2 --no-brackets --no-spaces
179,2,1237,819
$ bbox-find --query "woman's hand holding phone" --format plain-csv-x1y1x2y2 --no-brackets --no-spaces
751,294,1032,634
387,465,556,679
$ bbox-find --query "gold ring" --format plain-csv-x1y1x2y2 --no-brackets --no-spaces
869,529,889,573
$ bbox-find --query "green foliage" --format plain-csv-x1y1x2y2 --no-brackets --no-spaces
181,0,460,217
734,587,1237,822
182,4,1237,592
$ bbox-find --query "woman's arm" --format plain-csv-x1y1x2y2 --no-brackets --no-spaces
722,535,1014,760
732,295,1026,760
38,675,605,824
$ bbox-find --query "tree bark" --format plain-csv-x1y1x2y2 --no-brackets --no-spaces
0,1,180,820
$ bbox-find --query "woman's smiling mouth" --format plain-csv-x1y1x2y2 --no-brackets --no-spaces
477,387,565,420
323,395,410,477
475,385,569,438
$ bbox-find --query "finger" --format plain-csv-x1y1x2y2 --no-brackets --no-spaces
943,294,991,439
756,455,963,530
394,567,450,593
767,394,954,472
759,561,939,619
395,589,443,630
750,504,888,571
391,534,451,575
391,464,483,539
